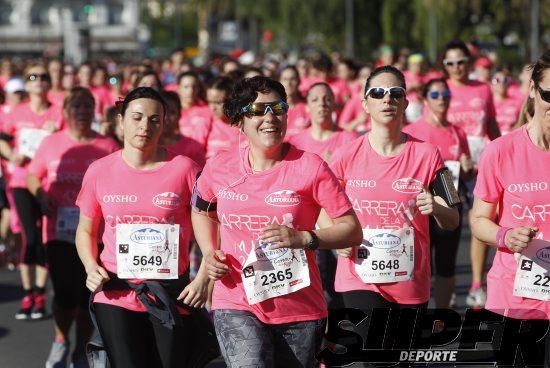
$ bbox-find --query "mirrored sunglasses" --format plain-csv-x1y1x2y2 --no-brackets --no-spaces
241,101,289,116
428,90,451,99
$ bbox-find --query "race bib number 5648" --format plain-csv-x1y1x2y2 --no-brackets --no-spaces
354,228,414,284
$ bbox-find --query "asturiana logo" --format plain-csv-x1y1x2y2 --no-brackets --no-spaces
367,233,401,249
392,178,423,194
265,190,301,207
536,247,550,264
153,192,181,210
130,228,165,244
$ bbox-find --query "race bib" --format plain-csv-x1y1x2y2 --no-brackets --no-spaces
466,136,485,164
18,128,50,158
444,160,460,190
116,223,179,279
241,240,310,305
513,239,550,301
55,207,79,243
354,228,414,284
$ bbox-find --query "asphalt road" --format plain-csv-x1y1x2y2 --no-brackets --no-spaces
0,220,490,368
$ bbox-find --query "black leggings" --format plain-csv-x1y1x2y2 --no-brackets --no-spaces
341,290,428,310
12,188,45,266
94,303,192,368
430,205,463,278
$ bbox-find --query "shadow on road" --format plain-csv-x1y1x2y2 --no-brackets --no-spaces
0,283,24,303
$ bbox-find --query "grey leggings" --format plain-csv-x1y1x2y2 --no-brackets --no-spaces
213,309,326,367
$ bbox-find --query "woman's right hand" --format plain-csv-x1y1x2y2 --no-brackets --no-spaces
204,249,230,280
336,247,353,258
85,264,110,292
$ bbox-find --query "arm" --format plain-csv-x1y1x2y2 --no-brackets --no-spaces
0,139,25,165
76,214,110,292
27,173,54,216
470,197,538,252
416,190,459,230
487,117,501,141
260,208,363,250
191,209,229,280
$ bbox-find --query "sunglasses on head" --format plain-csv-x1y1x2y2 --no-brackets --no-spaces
537,85,550,103
443,58,469,67
428,90,451,100
241,101,289,116
365,86,406,99
27,73,51,82
491,76,510,85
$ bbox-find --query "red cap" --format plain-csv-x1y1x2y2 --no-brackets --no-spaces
475,57,493,69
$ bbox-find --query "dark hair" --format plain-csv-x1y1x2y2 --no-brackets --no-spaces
306,82,334,101
118,87,167,117
63,86,95,111
208,76,234,96
364,65,407,95
223,76,287,126
311,54,333,73
421,78,449,98
136,71,162,91
161,90,181,116
530,49,550,87
443,40,471,59
339,58,358,77
280,65,300,84
177,71,200,86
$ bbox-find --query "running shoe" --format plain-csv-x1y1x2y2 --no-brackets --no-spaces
466,287,487,308
46,341,70,368
14,294,34,320
31,292,47,319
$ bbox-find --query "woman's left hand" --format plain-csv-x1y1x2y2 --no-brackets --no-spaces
259,225,307,250
177,274,211,308
416,189,437,216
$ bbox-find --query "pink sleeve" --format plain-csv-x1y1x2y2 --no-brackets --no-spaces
3,112,14,135
76,164,102,218
312,160,351,218
473,142,502,203
328,146,347,182
427,147,445,185
195,160,216,203
184,160,201,195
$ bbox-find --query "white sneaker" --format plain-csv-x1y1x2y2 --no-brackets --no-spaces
466,287,487,308
45,341,70,368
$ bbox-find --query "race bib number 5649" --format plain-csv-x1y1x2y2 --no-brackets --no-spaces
116,223,179,279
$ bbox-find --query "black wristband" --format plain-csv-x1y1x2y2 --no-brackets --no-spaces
305,230,320,251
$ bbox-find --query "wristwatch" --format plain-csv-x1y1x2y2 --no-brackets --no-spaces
305,230,320,251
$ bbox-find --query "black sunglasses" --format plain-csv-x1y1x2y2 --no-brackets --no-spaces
27,73,51,82
537,85,550,103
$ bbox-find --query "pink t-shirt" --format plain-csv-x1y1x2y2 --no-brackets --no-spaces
447,80,496,137
330,135,444,304
76,151,200,312
205,117,240,159
494,96,522,135
474,126,550,320
28,131,119,243
164,135,206,167
285,102,310,138
178,103,212,148
288,128,358,162
3,102,63,188
195,145,352,324
402,119,470,161
47,90,67,107
338,95,371,132
299,77,351,109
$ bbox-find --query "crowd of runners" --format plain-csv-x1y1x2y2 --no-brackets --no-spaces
0,38,548,367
